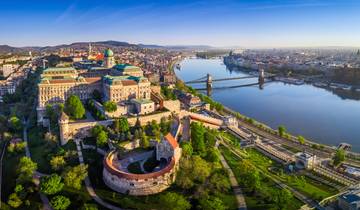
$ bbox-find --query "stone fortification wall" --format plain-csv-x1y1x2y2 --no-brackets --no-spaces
163,100,181,114
59,111,172,144
103,151,176,195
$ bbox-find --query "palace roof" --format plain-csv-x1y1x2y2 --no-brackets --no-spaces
102,75,147,85
113,64,141,72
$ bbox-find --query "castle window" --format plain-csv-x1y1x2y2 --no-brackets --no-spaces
130,183,134,187
153,182,158,185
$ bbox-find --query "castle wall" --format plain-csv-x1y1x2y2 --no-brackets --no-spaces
103,168,175,195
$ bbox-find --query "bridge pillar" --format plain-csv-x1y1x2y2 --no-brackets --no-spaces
207,73,212,87
258,68,265,87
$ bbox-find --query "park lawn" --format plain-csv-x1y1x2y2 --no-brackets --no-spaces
246,148,338,201
219,145,303,210
82,148,238,210
220,131,241,145
27,126,52,173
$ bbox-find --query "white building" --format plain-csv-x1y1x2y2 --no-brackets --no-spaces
1,64,16,77
131,98,155,115
295,152,317,170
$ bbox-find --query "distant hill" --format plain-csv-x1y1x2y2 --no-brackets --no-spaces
0,40,215,54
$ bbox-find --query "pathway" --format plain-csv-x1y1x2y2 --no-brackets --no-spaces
216,141,247,210
75,139,124,210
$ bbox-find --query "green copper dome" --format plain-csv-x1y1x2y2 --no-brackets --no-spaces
104,48,114,57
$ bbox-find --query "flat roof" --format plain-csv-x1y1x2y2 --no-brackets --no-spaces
131,98,154,104
114,64,141,72
43,67,76,72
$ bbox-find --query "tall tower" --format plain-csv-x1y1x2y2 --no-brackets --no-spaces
104,48,115,68
59,112,69,145
88,43,92,55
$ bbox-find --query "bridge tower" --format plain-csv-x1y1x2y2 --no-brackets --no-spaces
206,73,213,88
206,73,213,96
258,68,265,90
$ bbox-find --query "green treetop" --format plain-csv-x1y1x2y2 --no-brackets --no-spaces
40,174,64,195
103,101,117,112
50,195,71,210
64,95,85,119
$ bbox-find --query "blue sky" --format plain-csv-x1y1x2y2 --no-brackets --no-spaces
1,0,360,47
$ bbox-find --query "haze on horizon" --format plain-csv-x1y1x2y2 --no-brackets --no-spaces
1,0,360,48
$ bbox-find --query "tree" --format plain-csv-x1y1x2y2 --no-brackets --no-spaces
103,101,117,112
64,95,85,119
297,135,305,145
158,192,191,210
91,125,103,137
50,156,66,171
50,195,71,210
63,164,88,190
205,148,220,163
278,125,286,137
140,131,150,148
198,196,226,210
150,120,161,140
17,157,37,182
8,193,22,208
81,203,98,210
238,160,260,192
190,122,206,155
177,155,211,189
208,171,231,194
160,117,170,134
274,188,292,210
96,130,108,147
113,117,129,133
333,149,345,166
40,174,64,195
180,142,193,158
8,116,22,132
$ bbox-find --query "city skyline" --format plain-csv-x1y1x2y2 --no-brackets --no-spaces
1,0,360,48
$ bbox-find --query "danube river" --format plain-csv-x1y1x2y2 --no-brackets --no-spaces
176,58,360,152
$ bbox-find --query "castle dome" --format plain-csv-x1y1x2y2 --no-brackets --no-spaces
104,48,114,57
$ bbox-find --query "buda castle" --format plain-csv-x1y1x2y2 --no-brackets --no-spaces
37,48,151,123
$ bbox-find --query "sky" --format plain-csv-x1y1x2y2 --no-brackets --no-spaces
1,0,360,48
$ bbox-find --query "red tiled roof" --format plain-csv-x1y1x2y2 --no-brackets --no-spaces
85,77,101,83
95,53,104,60
165,133,178,149
121,80,137,86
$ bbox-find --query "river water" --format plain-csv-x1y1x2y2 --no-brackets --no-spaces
176,58,360,152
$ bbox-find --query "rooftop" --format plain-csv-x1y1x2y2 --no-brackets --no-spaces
43,67,76,73
103,75,147,85
114,64,141,72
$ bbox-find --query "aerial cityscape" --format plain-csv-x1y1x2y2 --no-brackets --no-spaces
1,1,360,210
